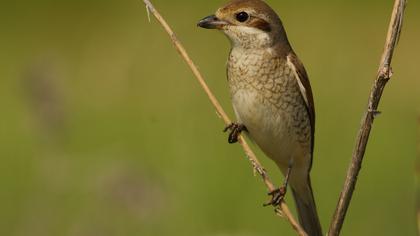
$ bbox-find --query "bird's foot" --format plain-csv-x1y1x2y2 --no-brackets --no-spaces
263,186,287,207
263,164,292,207
223,123,247,144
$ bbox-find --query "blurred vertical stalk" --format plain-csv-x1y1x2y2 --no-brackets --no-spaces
21,57,67,141
417,117,420,236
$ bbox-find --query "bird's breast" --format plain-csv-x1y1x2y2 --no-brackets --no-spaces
227,47,311,166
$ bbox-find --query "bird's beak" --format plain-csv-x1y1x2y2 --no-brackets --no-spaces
197,15,228,29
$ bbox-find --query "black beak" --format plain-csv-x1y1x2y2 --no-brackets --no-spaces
197,15,227,29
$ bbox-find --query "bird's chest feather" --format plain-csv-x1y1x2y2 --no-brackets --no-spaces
227,48,308,162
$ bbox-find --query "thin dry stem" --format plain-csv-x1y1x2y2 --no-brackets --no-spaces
142,0,306,235
328,1,406,235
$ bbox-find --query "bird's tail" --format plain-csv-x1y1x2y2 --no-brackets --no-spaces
291,177,323,236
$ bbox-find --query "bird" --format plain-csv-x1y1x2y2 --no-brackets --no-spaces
197,0,322,235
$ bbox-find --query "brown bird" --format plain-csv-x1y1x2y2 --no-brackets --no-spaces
198,0,322,235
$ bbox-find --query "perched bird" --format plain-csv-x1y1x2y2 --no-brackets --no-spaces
197,0,322,235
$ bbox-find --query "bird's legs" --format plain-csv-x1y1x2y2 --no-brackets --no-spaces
264,161,293,206
223,123,247,143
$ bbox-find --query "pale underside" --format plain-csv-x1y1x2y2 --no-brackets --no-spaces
228,46,312,198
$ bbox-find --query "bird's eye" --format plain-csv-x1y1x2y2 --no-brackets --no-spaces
235,12,249,22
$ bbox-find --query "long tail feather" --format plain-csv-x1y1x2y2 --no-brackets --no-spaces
291,177,322,236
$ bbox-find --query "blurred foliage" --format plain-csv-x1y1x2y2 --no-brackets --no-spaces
417,118,420,235
0,0,419,235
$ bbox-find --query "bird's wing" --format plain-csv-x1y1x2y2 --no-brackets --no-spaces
286,52,316,157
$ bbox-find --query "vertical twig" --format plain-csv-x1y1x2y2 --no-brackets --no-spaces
141,0,307,235
328,0,407,235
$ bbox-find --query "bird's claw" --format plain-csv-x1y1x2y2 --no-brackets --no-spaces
223,123,247,143
263,187,287,207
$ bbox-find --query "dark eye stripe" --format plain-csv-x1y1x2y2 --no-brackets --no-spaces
250,18,271,32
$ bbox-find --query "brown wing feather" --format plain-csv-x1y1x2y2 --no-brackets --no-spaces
287,52,316,158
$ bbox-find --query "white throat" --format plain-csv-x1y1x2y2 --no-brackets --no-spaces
223,26,272,49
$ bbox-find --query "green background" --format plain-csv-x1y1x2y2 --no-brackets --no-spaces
1,0,419,235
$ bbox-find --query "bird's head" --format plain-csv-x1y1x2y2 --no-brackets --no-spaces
198,0,289,49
